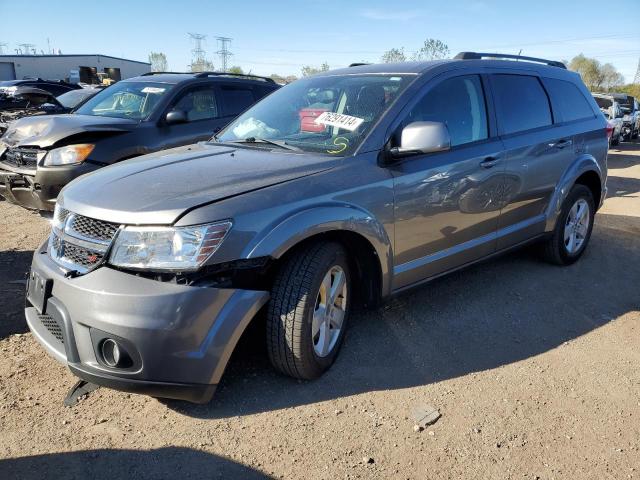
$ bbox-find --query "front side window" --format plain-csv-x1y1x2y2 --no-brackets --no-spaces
216,74,415,156
544,78,594,122
403,75,488,147
491,74,552,135
74,81,173,119
171,86,218,122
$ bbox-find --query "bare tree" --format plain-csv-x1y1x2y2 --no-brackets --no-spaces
301,62,330,77
569,54,624,91
148,52,168,72
412,39,450,61
381,48,406,63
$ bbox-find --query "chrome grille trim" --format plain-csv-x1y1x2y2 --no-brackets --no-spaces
49,208,121,274
1,147,46,170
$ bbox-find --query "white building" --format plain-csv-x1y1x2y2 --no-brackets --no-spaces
0,54,151,83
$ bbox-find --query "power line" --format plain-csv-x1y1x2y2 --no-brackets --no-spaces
0,42,7,55
215,36,233,72
188,32,211,72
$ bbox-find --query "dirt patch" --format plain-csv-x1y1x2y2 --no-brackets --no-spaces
1,143,639,479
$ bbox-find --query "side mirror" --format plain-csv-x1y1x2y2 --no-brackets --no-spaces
165,109,188,125
389,121,451,159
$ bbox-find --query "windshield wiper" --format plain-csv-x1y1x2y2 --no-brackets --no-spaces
227,137,302,152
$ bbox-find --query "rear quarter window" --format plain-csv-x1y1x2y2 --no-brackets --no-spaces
491,74,552,135
544,78,595,122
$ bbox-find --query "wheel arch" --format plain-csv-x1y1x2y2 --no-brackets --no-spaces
545,154,605,232
245,205,393,303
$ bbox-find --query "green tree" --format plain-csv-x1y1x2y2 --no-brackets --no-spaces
412,39,450,61
381,47,406,63
228,66,244,74
148,52,168,72
301,62,330,77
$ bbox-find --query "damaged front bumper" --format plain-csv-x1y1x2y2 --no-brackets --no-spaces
0,161,98,211
25,239,270,403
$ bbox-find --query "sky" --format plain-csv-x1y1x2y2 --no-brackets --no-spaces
1,0,639,82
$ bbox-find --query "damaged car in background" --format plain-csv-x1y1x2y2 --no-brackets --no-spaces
0,71,279,211
0,87,99,135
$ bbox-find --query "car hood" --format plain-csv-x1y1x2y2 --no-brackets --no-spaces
60,142,341,225
0,114,137,148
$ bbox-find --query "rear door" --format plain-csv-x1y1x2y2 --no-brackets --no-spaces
489,73,575,248
390,73,505,289
216,83,261,126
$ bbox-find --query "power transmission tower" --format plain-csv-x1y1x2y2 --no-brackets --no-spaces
18,43,36,55
215,36,233,72
188,33,209,72
634,58,640,85
0,43,7,55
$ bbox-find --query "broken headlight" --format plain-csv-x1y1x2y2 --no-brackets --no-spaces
109,221,232,271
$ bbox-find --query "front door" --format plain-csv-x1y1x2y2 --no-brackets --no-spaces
158,84,226,150
391,74,505,289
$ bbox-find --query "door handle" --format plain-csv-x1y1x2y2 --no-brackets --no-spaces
550,138,573,149
480,156,500,168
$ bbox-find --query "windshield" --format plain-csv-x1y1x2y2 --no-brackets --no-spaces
74,81,172,119
56,89,96,109
216,74,415,155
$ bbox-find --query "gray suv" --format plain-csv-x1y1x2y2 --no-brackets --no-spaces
25,52,608,403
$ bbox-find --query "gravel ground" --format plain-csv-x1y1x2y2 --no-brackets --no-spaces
0,142,639,479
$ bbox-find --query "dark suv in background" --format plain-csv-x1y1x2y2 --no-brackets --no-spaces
26,53,607,403
0,79,82,109
0,72,279,211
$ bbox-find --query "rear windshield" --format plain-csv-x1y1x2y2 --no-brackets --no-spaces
74,81,173,119
594,97,612,109
56,89,96,109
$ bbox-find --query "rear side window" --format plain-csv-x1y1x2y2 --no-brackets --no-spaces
404,75,488,147
220,86,256,117
545,78,594,122
491,74,552,135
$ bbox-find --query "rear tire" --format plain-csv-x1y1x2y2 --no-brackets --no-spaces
267,242,350,380
542,184,595,266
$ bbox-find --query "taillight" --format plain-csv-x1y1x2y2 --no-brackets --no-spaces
605,122,614,139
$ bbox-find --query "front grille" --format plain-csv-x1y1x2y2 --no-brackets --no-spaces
70,214,119,243
39,314,64,344
50,208,120,274
52,233,106,270
1,147,43,169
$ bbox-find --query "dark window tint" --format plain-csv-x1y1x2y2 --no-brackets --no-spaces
172,86,218,122
405,75,488,146
492,74,552,135
545,78,594,122
220,86,255,117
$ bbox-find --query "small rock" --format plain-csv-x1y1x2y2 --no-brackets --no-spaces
428,431,435,436
62,420,69,425
363,457,374,464
334,409,342,416
413,424,423,432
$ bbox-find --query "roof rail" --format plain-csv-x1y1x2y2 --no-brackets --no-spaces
454,52,566,69
141,71,192,76
349,63,370,67
193,71,276,83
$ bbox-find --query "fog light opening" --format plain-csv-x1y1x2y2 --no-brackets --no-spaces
100,338,131,368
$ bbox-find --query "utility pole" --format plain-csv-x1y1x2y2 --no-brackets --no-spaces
215,36,233,72
634,58,640,85
0,43,7,55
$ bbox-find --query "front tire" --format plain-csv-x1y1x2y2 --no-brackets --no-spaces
267,242,351,380
542,184,595,265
